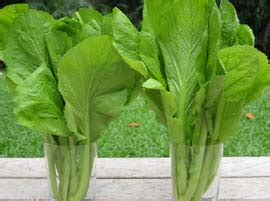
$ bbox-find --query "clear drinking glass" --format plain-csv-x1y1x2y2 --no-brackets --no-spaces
171,144,223,201
44,140,97,201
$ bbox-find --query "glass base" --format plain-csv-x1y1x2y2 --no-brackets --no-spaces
49,172,96,201
202,170,220,201
171,144,223,201
45,136,97,201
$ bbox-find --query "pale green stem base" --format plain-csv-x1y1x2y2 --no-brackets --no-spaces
45,135,96,201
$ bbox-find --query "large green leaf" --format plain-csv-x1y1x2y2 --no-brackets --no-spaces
0,4,29,61
112,7,170,127
156,0,214,101
58,36,137,142
47,16,100,48
52,17,84,45
142,79,176,126
142,0,174,34
220,0,239,47
248,53,270,101
112,8,148,78
218,45,264,102
113,8,165,85
235,25,255,46
46,24,73,75
46,30,72,75
213,45,270,142
75,7,102,25
139,31,166,86
5,10,55,85
74,8,113,36
215,99,244,143
14,64,71,136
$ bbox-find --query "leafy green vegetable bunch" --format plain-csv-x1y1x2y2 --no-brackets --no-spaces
112,0,270,200
0,3,137,200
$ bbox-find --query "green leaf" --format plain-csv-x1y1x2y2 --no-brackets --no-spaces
74,8,113,36
204,76,225,137
152,0,214,122
235,24,255,46
46,17,101,75
217,100,244,143
247,51,270,101
53,17,85,45
218,45,263,102
206,4,221,80
102,13,113,35
112,8,148,78
58,35,137,142
143,89,177,127
14,64,71,136
139,31,166,86
74,8,103,37
6,10,55,85
220,0,240,47
216,46,270,142
142,0,174,34
75,7,102,25
46,29,73,75
0,4,29,61
205,76,224,115
113,8,166,86
143,78,164,90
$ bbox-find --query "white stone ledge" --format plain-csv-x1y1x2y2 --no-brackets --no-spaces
0,157,269,200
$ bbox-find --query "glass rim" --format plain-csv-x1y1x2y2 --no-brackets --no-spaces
43,142,97,147
170,143,224,148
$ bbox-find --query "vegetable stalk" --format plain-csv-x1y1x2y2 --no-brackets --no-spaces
171,144,223,201
45,135,96,201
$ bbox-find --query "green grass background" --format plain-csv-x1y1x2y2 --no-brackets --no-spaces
0,73,269,158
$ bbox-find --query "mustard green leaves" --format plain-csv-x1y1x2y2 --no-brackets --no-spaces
1,5,137,141
1,2,270,200
113,0,270,145
112,1,270,200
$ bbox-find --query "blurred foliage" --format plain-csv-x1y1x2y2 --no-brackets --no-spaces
26,0,91,19
0,0,91,19
0,0,24,7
